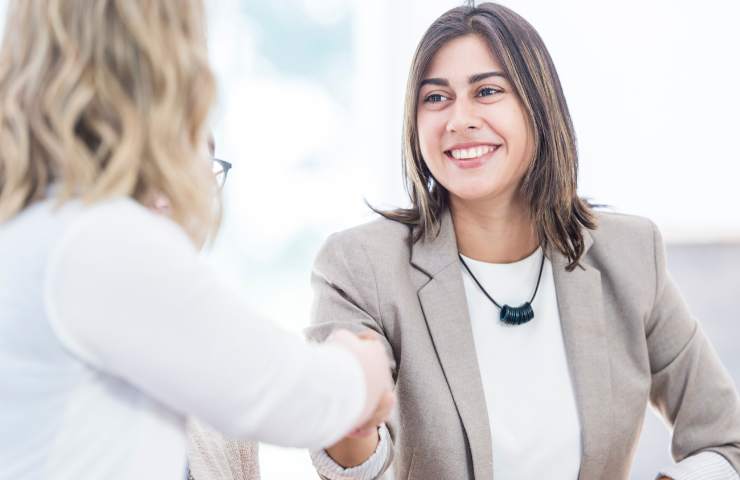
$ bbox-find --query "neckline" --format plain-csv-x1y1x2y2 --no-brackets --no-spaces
459,247,544,270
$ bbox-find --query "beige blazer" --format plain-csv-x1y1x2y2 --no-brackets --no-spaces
306,210,740,479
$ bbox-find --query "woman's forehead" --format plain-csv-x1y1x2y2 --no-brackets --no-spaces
424,35,503,82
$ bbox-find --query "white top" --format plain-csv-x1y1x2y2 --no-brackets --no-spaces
311,248,738,480
0,198,366,480
461,249,581,479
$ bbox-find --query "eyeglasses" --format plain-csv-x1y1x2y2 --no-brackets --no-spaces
212,158,232,189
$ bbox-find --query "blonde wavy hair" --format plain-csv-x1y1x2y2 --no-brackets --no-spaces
0,0,218,244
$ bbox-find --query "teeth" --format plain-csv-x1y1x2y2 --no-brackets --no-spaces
449,145,495,160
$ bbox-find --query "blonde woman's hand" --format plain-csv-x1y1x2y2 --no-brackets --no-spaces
347,390,395,438
347,329,395,435
325,329,395,467
325,330,394,426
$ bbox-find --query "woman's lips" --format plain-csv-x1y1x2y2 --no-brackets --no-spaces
444,145,500,169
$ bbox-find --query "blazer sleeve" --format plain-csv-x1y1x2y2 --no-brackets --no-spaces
305,232,396,479
646,221,740,476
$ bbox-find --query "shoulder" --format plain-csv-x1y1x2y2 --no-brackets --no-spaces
319,214,413,262
64,197,193,251
312,215,415,289
44,198,198,367
49,197,196,282
589,210,659,259
585,211,664,300
75,197,184,236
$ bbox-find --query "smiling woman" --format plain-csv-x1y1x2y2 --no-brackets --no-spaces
304,2,740,480
378,5,594,272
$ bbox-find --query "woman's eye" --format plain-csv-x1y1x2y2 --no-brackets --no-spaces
424,93,448,103
477,87,501,98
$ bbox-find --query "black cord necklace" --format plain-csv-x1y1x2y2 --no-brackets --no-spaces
458,250,546,325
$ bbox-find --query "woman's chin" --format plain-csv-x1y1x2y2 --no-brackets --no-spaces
447,183,508,204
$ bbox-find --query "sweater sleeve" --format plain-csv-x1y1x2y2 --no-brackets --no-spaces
44,199,366,450
310,424,391,480
657,451,739,480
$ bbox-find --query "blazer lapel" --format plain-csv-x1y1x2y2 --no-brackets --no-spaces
549,237,613,479
411,211,495,479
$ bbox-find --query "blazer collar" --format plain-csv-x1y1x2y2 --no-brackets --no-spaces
410,208,595,278
410,209,610,480
409,209,459,279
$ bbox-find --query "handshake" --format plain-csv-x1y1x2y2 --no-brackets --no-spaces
325,329,396,466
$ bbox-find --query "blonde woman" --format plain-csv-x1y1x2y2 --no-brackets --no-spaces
0,1,394,479
306,3,740,480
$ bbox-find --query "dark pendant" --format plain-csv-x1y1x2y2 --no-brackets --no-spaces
499,302,535,325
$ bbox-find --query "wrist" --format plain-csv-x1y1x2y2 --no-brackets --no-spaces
325,426,381,468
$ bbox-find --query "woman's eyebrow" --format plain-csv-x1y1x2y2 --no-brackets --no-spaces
420,77,449,88
468,71,506,83
420,71,507,88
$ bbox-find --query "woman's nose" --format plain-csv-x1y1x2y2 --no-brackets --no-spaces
446,99,483,133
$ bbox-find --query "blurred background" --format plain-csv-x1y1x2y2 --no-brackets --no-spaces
4,0,738,477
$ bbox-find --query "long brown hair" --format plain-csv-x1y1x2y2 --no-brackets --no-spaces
378,2,595,270
0,0,218,245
